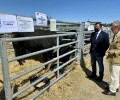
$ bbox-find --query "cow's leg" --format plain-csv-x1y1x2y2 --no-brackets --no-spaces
43,52,50,70
44,51,56,72
45,60,56,72
13,42,25,65
15,48,25,65
18,60,24,65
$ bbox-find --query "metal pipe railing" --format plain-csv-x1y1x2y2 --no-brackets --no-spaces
0,22,97,100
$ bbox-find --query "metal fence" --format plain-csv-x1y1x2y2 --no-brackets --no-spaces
0,30,85,100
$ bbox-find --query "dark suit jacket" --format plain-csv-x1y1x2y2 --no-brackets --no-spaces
90,31,109,57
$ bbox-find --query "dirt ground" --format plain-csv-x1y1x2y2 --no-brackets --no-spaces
36,55,120,100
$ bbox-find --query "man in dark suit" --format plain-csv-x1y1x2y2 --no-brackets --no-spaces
88,22,109,82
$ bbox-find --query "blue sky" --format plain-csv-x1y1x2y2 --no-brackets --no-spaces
0,0,119,23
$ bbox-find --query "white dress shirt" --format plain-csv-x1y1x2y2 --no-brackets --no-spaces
96,30,101,39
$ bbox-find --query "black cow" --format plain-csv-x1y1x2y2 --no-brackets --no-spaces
12,30,74,71
62,30,77,42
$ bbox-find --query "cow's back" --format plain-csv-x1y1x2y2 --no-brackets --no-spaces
12,30,58,51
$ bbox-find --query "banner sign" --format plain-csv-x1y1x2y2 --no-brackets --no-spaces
0,14,18,33
17,16,34,32
85,22,90,29
88,25,94,31
35,12,47,26
50,19,56,31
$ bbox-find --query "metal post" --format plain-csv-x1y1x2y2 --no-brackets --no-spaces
57,36,60,78
79,23,84,67
76,23,82,64
77,32,81,64
0,38,12,100
80,22,85,52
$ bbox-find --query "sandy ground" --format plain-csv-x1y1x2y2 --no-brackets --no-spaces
36,55,120,100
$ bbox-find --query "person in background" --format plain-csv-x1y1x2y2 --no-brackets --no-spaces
102,20,120,96
88,22,109,82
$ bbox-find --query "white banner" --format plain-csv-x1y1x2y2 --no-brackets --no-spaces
17,16,34,32
50,19,56,31
35,12,47,26
88,25,94,31
85,22,90,29
0,14,18,33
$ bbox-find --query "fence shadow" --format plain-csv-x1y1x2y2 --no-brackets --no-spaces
80,50,92,76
